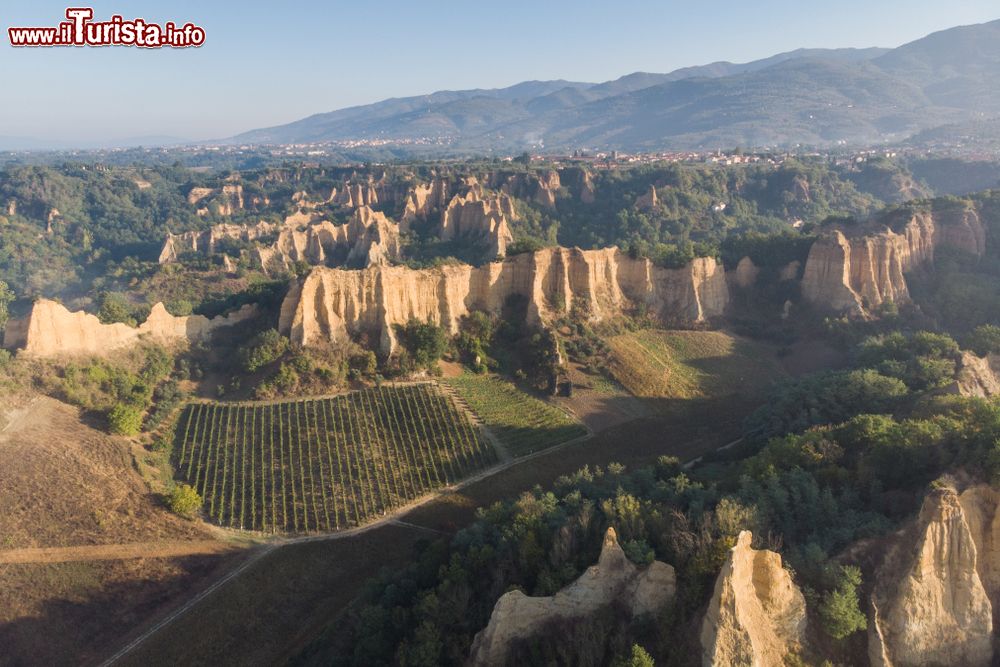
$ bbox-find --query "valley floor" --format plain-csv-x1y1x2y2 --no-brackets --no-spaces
107,402,749,666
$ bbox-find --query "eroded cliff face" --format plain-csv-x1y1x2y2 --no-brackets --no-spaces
636,185,659,211
700,531,807,667
801,208,985,315
160,207,401,272
870,486,994,667
186,185,246,216
401,178,451,225
487,170,561,210
949,352,1000,398
158,221,278,263
255,206,401,272
468,527,676,667
2,300,257,357
438,187,515,258
278,247,729,356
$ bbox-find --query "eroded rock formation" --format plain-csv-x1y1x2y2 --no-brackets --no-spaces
279,247,729,356
158,221,278,263
636,185,659,211
401,178,451,225
870,486,994,667
438,187,515,258
700,531,807,667
159,207,401,272
950,352,1000,398
801,207,985,315
186,185,246,216
469,527,676,666
733,256,759,289
255,206,401,272
487,170,561,210
2,300,257,357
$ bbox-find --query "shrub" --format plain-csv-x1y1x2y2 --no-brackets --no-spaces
818,565,867,639
612,644,655,667
107,403,144,436
240,329,290,373
395,319,448,370
168,484,202,518
966,324,1000,357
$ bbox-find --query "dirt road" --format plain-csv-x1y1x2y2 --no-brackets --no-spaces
0,540,237,564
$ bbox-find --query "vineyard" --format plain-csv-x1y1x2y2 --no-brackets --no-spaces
172,384,496,533
444,374,587,456
606,329,784,400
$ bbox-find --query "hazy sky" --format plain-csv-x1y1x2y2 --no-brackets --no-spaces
1,0,997,145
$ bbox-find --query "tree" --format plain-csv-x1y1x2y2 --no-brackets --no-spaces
967,324,1000,357
107,403,144,436
0,280,13,330
168,484,202,518
613,644,655,667
395,319,448,371
818,565,867,639
97,291,138,326
240,329,290,372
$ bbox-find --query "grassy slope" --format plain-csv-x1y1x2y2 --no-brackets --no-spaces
444,374,588,456
606,329,786,401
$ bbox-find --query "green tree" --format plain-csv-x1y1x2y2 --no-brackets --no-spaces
818,565,867,639
0,280,13,330
107,402,144,436
240,329,290,372
395,319,448,370
967,324,1000,357
168,484,202,518
97,291,138,326
613,644,655,667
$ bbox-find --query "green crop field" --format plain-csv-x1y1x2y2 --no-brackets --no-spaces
444,374,587,456
606,329,785,400
172,384,496,533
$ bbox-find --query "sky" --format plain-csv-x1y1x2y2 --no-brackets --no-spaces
0,0,997,145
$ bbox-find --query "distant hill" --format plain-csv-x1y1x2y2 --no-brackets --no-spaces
229,20,1000,151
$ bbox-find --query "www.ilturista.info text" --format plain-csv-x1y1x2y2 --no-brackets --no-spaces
8,8,205,48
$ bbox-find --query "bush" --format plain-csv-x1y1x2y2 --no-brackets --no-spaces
168,484,202,518
818,565,867,639
395,319,448,371
966,324,1000,357
612,644,655,667
107,403,144,436
240,329,290,372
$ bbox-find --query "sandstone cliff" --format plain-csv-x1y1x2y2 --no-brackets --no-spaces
160,207,401,273
487,170,561,210
469,527,676,666
700,531,807,667
801,207,985,315
2,300,257,357
331,181,380,209
185,185,245,216
438,187,515,258
278,247,729,356
255,206,402,273
158,221,278,263
869,486,994,667
636,185,659,211
401,178,451,226
949,352,1000,398
733,256,759,289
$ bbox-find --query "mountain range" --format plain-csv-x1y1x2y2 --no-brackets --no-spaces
231,19,1000,152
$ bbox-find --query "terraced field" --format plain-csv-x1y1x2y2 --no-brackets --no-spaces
444,374,587,456
606,329,785,400
172,384,495,533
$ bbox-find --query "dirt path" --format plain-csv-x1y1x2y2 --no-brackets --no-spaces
0,539,237,564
